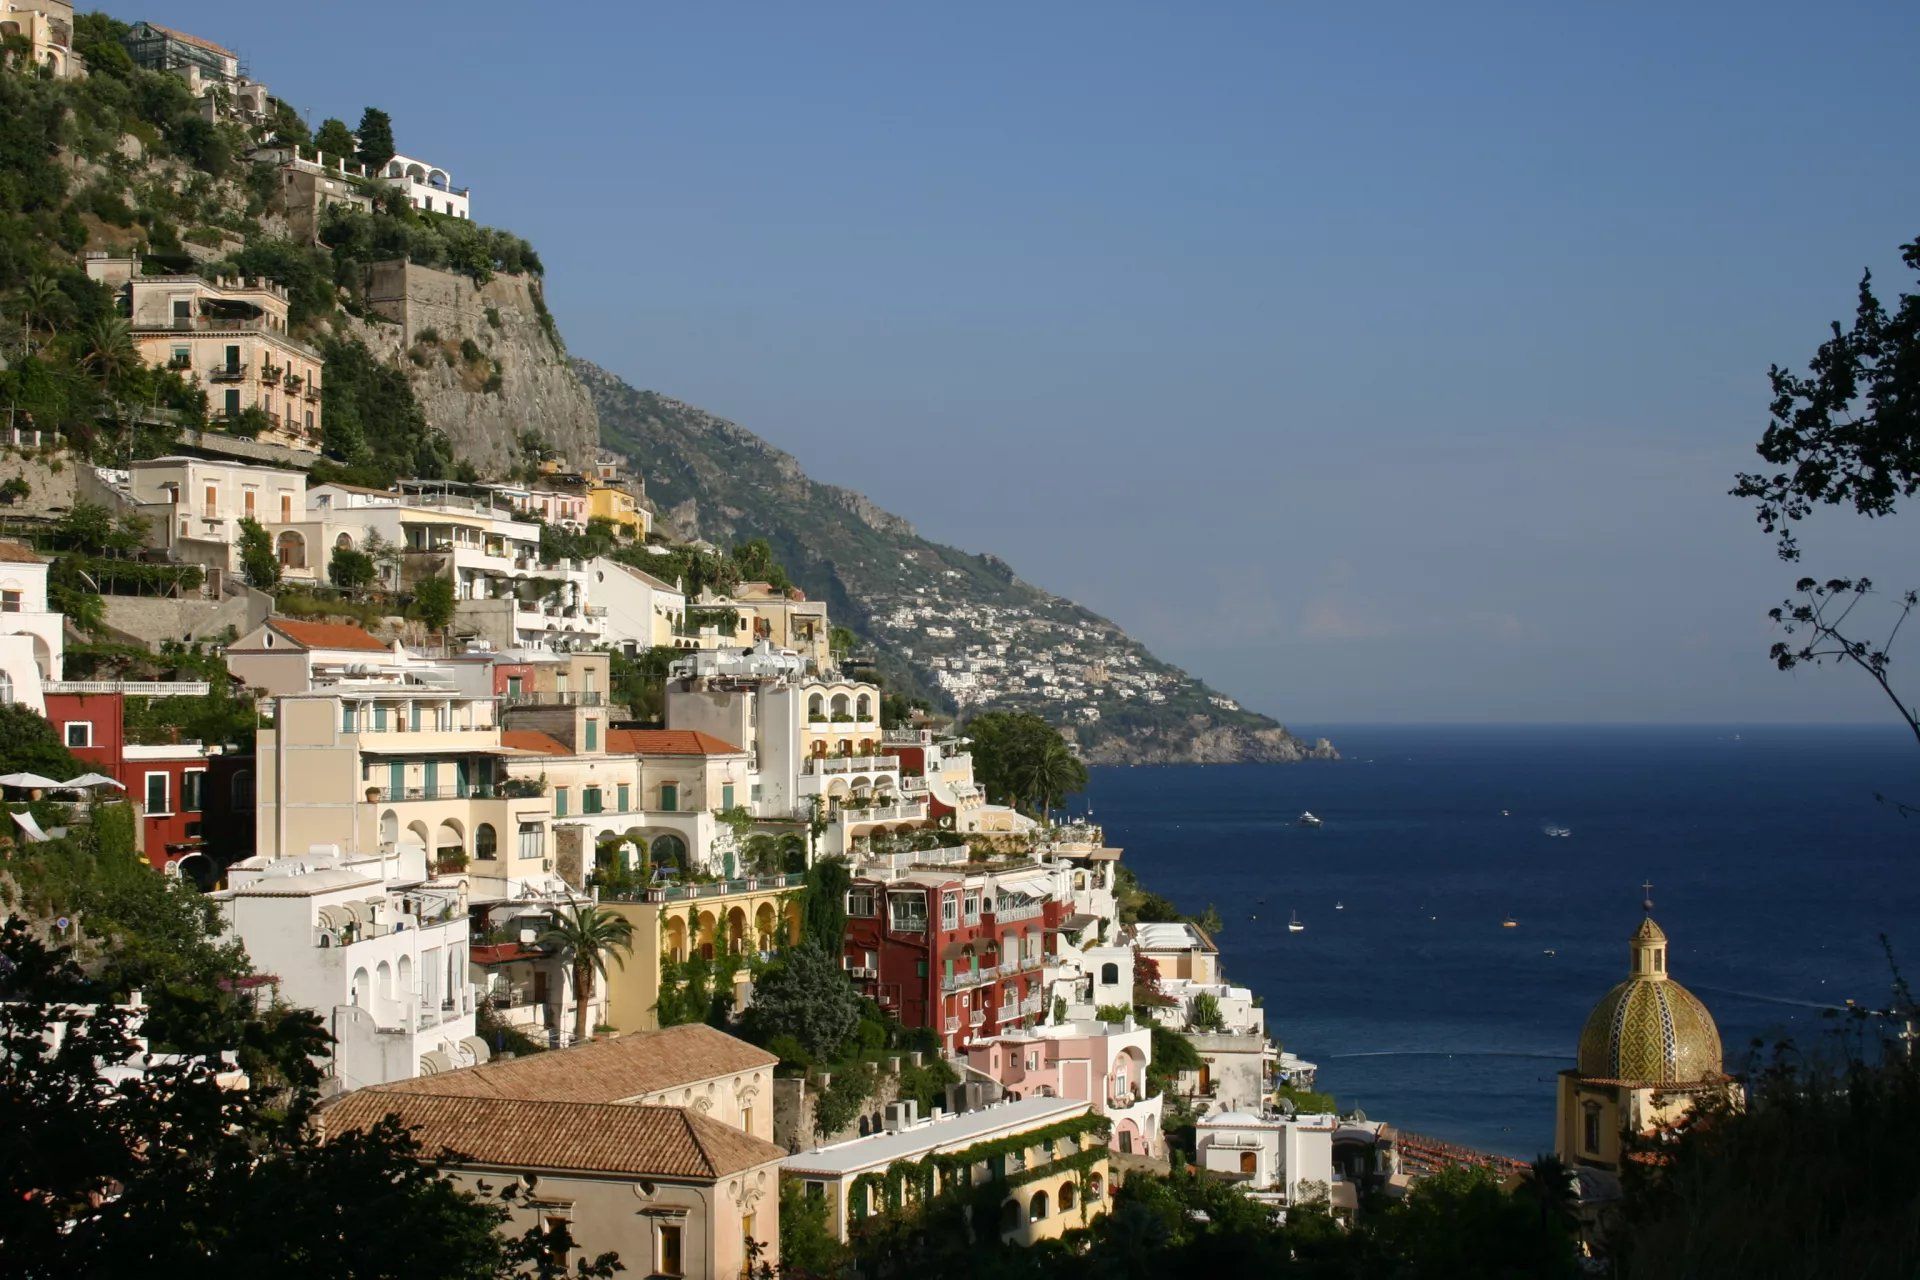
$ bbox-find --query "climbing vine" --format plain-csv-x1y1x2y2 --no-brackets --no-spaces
846,1113,1112,1227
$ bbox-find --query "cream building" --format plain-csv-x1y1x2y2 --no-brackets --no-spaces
86,255,323,453
252,687,560,903
0,539,62,711
86,456,309,578
782,1095,1109,1246
319,1025,786,1278
2,1,81,78
589,556,687,652
226,617,408,697
1555,912,1739,1176
1195,1110,1337,1211
598,878,806,1032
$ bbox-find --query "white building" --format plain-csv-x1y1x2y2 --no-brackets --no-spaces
216,845,483,1091
0,539,62,712
1195,1110,1337,1213
381,153,471,220
589,556,688,652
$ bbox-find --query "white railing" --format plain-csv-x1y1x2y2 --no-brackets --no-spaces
804,755,900,776
45,680,210,697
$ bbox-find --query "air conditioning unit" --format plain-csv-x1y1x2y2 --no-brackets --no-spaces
542,859,553,871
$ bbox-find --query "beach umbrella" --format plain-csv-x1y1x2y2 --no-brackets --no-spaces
58,773,126,791
0,772,62,790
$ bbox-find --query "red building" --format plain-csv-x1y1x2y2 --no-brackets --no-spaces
842,867,1064,1053
43,691,211,872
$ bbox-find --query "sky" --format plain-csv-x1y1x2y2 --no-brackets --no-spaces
123,2,1920,723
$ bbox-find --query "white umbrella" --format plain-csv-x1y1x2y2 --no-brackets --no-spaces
58,773,126,791
0,772,62,790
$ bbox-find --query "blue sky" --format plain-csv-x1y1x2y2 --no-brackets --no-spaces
127,2,1920,722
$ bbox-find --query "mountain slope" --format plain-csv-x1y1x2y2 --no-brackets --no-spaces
577,361,1334,765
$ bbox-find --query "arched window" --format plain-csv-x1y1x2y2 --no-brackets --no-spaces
999,1199,1021,1233
856,693,871,721
1028,1190,1049,1222
0,670,15,706
1087,1173,1104,1201
652,832,688,868
475,823,498,859
231,769,253,809
276,530,306,569
335,532,354,550
808,693,824,720
1100,962,1119,984
350,967,370,1006
1240,1151,1257,1174
1058,1180,1076,1211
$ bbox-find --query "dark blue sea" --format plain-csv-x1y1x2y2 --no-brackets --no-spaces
1084,724,1920,1159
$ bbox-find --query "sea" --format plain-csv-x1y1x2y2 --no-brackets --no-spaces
1083,724,1920,1159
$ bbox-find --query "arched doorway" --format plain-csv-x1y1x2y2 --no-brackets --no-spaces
276,530,306,569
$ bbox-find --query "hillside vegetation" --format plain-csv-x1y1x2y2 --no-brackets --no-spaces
579,362,1333,764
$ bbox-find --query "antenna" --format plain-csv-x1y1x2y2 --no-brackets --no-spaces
1641,880,1655,914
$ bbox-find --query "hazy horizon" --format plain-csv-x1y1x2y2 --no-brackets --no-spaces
119,1,1920,727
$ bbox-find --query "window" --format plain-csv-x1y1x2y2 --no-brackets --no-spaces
942,893,958,930
659,782,678,812
64,722,91,748
506,675,523,699
916,959,928,978
582,786,603,815
657,1223,683,1277
846,888,877,918
722,783,735,810
741,1211,757,1259
1240,1151,1257,1175
145,773,170,815
751,783,762,804
805,1181,825,1201
244,489,255,517
888,892,928,932
1101,962,1120,985
372,703,388,731
182,770,204,814
280,493,292,522
518,822,545,861
1583,1103,1603,1154
964,892,980,922
171,344,190,367
0,670,13,705
554,787,569,818
1028,1190,1049,1222
475,824,498,859
584,718,599,751
341,703,356,733
204,484,218,518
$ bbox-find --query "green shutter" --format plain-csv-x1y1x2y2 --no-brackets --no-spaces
555,788,568,818
722,783,735,810
617,783,630,811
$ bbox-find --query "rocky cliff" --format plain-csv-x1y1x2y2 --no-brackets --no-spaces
578,363,1335,766
344,261,599,477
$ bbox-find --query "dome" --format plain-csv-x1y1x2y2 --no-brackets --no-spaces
1575,915,1722,1085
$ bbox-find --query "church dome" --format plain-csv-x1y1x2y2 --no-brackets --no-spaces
1575,916,1722,1085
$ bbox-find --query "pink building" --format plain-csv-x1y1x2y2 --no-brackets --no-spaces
965,1017,1164,1158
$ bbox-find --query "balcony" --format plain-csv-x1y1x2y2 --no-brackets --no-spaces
371,783,499,803
208,365,246,383
968,1008,987,1026
1019,994,1043,1016
839,799,929,825
260,364,283,386
500,691,604,709
946,1016,962,1034
804,755,899,777
989,901,1046,924
602,873,804,903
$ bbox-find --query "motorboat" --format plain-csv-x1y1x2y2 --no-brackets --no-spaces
1502,915,1518,929
1297,811,1323,827
1334,900,1345,911
1543,825,1571,838
1287,910,1305,933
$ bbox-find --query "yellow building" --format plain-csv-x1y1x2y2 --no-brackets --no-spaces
599,877,807,1032
1555,910,1740,1175
589,482,650,538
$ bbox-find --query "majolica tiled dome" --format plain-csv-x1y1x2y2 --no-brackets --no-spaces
1576,917,1722,1085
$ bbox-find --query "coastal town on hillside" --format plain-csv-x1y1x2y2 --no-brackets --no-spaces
0,7,1879,1279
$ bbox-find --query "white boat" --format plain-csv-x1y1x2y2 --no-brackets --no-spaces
1287,910,1305,933
1543,825,1571,838
1334,900,1345,911
1297,811,1323,827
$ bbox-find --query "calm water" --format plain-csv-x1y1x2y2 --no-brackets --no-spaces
1085,724,1920,1158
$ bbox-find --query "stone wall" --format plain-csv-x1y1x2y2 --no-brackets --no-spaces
772,1055,935,1154
347,260,599,479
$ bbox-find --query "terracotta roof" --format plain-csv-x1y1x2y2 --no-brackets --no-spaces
0,539,46,565
469,942,542,965
264,618,390,652
142,22,237,59
501,729,570,756
606,728,746,757
318,1094,783,1180
370,1023,776,1103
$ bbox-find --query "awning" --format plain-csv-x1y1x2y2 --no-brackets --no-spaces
460,1035,493,1066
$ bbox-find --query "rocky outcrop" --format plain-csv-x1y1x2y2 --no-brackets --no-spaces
342,261,598,477
1080,720,1340,766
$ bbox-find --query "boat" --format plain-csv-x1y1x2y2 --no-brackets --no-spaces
1501,809,1510,817
1502,915,1518,929
1543,949,1557,957
1334,900,1345,911
1287,911,1305,934
1297,811,1323,827
1543,825,1571,838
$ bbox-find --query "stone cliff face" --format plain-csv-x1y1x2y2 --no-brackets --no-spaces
343,261,599,477
1080,721,1340,766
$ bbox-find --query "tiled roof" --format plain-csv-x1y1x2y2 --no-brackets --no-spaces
265,618,390,652
370,1023,776,1103
469,942,542,966
143,22,237,58
0,539,46,565
318,1094,783,1180
501,729,570,756
606,728,745,757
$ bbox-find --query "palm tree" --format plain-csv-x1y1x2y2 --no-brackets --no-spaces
1021,736,1086,821
14,274,63,352
538,903,636,1045
81,314,136,385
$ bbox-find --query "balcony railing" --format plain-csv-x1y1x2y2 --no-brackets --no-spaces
968,1008,987,1026
372,783,498,802
500,691,604,708
805,754,900,776
989,901,1046,924
840,800,929,824
945,1016,961,1033
208,365,246,383
602,873,804,903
